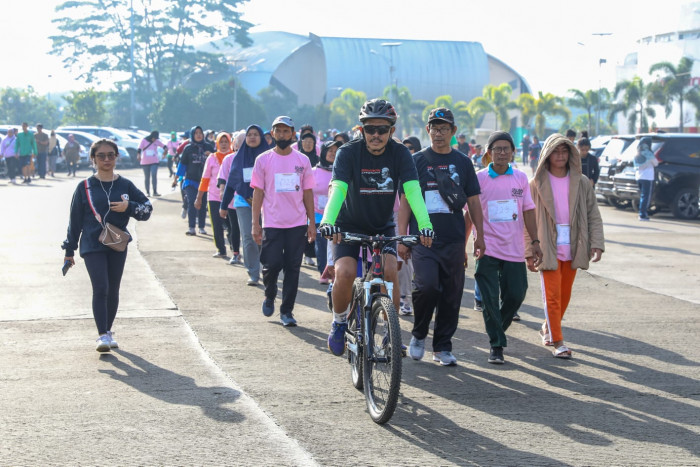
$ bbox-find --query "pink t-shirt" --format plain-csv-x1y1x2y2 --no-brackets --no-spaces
202,154,223,202
312,167,333,215
165,140,179,156
138,139,165,165
218,153,236,209
477,168,535,262
250,148,314,229
548,172,572,261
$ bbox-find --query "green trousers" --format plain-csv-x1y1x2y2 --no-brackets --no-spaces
474,255,528,348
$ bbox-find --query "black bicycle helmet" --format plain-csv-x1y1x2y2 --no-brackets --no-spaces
358,98,398,125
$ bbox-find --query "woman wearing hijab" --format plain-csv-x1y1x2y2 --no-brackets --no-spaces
313,140,341,284
196,132,233,258
175,126,215,235
216,131,244,264
220,125,273,285
48,130,61,177
298,132,319,265
138,131,165,197
525,133,605,359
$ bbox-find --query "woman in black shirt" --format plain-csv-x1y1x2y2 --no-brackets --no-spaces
62,139,153,352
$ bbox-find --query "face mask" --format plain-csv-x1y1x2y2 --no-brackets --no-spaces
276,139,293,150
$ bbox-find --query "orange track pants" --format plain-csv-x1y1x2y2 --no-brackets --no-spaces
540,260,577,343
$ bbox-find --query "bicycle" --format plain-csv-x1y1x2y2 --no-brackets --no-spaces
339,232,420,424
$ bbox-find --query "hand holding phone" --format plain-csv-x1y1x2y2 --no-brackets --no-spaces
62,259,73,276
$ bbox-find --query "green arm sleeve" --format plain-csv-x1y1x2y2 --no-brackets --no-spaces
403,180,433,231
320,180,348,225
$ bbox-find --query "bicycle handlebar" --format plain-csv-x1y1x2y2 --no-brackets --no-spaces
339,232,421,247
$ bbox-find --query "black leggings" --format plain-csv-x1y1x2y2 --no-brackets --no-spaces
83,249,128,335
226,206,241,253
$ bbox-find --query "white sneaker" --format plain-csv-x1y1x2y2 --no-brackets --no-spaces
106,331,118,349
304,257,316,266
409,336,425,360
96,334,111,352
181,208,187,219
399,301,413,316
433,351,457,366
198,228,207,235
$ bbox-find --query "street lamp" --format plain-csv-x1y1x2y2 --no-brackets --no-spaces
129,0,135,127
230,59,247,131
592,33,612,136
370,42,402,131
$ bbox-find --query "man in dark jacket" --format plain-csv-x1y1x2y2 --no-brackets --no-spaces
577,138,600,185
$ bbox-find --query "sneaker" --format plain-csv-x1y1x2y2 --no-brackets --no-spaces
474,300,483,312
181,208,187,219
212,252,228,259
229,253,242,265
488,346,505,364
185,228,196,236
512,312,521,322
106,331,118,349
433,351,457,366
95,334,111,353
280,313,297,327
399,301,413,316
304,257,316,266
198,228,207,235
153,192,161,197
262,298,275,317
409,336,425,360
638,216,650,222
247,278,259,286
327,321,348,356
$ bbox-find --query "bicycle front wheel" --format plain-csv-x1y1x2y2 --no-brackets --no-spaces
347,279,364,390
363,296,402,424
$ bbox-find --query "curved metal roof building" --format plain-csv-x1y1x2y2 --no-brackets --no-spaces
197,31,530,108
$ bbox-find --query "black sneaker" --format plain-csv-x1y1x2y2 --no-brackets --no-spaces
262,298,275,317
488,346,504,364
512,312,521,321
474,299,483,312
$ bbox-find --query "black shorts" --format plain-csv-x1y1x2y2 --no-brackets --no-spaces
19,155,31,167
334,225,397,262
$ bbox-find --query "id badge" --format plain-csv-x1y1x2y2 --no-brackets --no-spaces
274,173,300,192
243,167,253,183
487,199,518,223
556,224,571,245
425,190,451,214
318,195,328,209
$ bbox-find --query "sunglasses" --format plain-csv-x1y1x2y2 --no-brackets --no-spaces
363,125,391,135
95,152,117,160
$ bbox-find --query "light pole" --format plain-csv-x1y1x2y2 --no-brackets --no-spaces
129,0,135,127
592,33,612,136
230,59,246,131
370,42,402,132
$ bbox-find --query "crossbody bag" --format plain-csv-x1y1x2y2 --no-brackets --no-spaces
84,178,131,252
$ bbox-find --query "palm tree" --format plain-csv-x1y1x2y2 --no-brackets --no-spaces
609,77,656,133
422,95,475,135
649,57,700,132
329,88,367,131
382,85,417,137
516,93,536,134
468,83,519,132
568,88,611,136
531,92,571,139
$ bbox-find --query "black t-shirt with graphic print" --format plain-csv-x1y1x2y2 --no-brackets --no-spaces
332,138,418,233
408,147,480,244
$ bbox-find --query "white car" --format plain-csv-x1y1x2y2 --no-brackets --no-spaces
55,130,130,168
57,126,142,166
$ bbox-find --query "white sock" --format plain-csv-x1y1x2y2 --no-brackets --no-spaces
333,310,349,323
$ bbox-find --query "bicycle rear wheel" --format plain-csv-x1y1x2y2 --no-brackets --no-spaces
363,296,402,424
348,278,364,390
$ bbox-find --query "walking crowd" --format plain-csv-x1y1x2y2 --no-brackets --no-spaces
58,98,605,365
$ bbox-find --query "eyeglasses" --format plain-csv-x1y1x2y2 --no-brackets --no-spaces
429,126,452,135
95,152,117,160
490,146,512,154
363,125,391,135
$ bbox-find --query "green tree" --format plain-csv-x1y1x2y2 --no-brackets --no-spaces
50,0,252,111
257,85,300,127
516,93,536,132
569,114,613,136
468,83,518,132
149,86,197,130
195,79,266,132
421,95,475,135
329,89,367,131
62,88,107,125
0,87,60,127
567,88,611,136
381,85,417,137
609,77,656,133
648,57,700,132
531,92,571,139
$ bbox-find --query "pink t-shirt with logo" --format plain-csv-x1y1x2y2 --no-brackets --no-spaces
250,148,314,229
218,153,236,209
312,167,333,216
548,172,572,261
202,154,223,202
476,168,535,262
139,139,165,165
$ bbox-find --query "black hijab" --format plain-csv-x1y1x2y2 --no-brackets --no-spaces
299,133,319,167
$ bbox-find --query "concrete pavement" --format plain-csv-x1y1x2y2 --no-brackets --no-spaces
1,168,699,466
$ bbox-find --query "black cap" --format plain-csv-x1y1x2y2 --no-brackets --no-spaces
486,131,515,151
323,140,342,149
427,107,455,125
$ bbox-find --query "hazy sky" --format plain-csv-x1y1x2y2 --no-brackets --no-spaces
2,0,694,97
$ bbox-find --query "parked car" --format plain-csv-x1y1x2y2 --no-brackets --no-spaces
57,126,141,166
596,135,636,208
589,135,611,159
612,133,700,219
54,130,130,168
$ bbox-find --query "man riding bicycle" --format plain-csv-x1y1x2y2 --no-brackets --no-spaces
320,98,435,356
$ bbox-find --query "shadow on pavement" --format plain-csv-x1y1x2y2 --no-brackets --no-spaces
98,349,246,424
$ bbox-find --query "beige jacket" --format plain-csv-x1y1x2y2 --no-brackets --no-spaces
525,133,605,271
